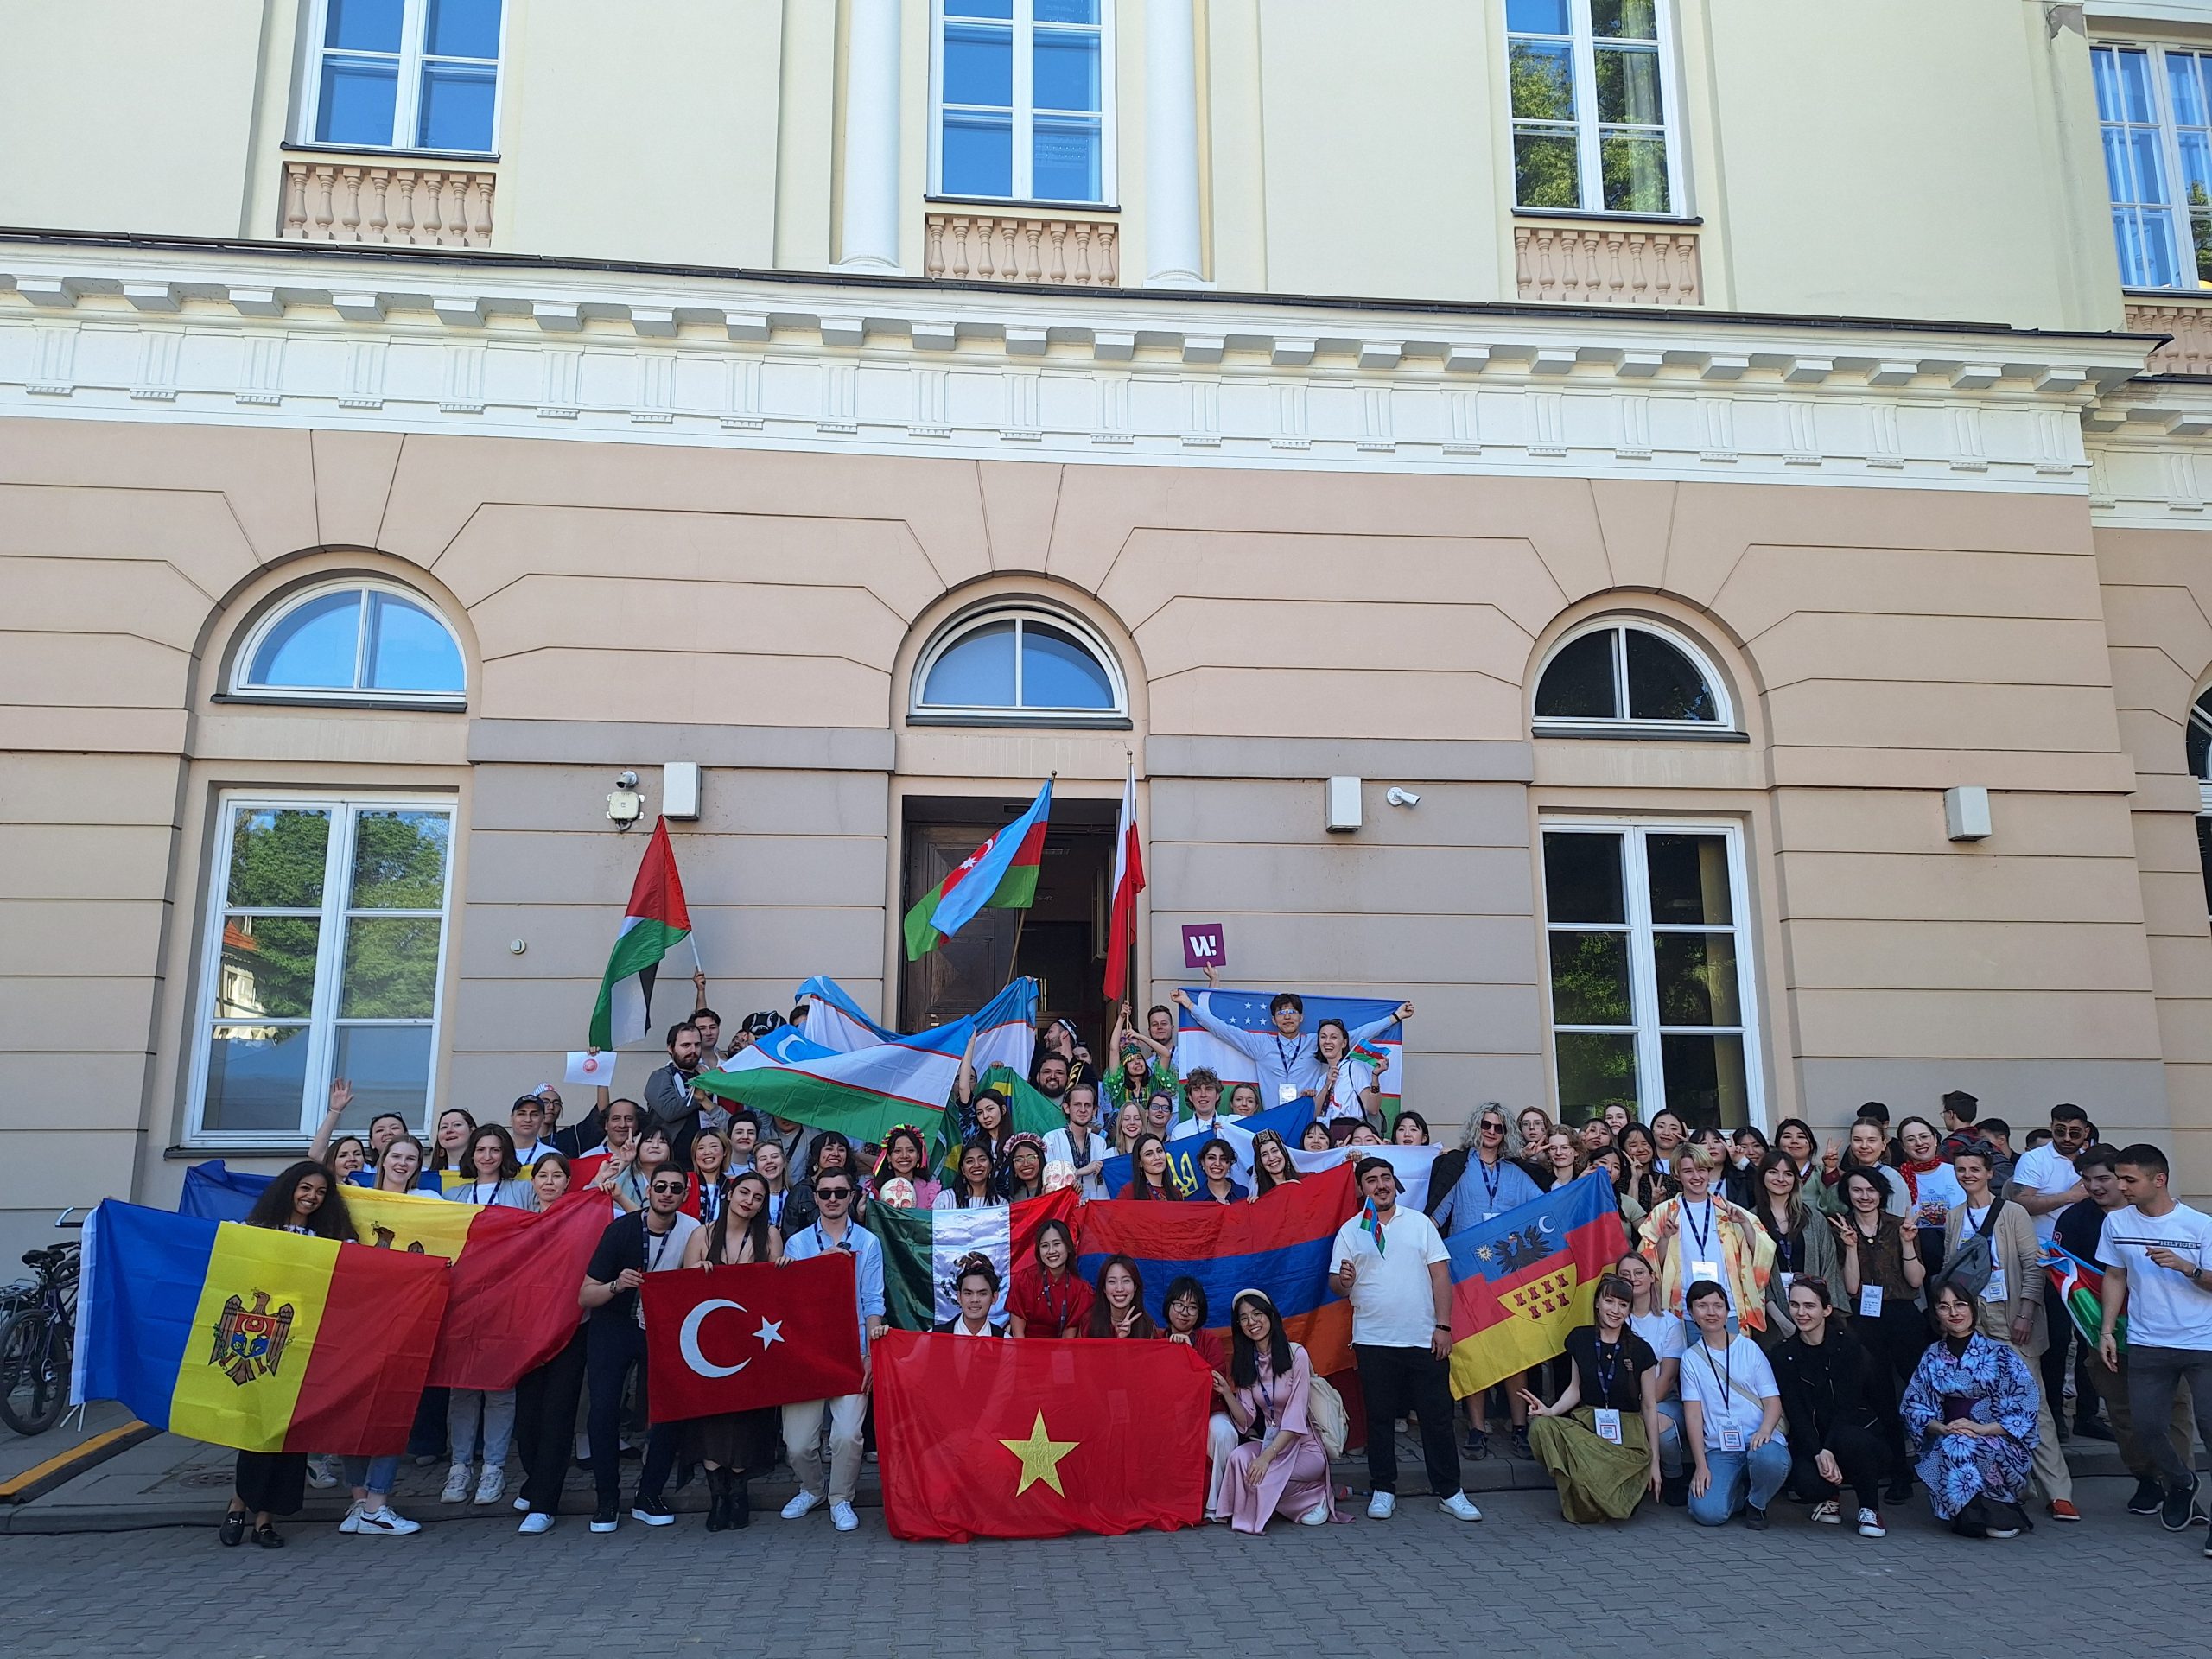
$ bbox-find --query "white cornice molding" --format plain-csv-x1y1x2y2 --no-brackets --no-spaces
2085,382,2212,524
0,241,2155,493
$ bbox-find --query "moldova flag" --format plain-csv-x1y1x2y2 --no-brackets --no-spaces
1444,1171,1627,1400
74,1200,448,1455
903,780,1052,959
1076,1162,1360,1375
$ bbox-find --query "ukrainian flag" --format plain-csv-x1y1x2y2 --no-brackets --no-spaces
1445,1171,1629,1400
74,1201,448,1455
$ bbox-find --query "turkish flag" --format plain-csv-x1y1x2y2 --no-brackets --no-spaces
640,1254,863,1422
874,1332,1211,1542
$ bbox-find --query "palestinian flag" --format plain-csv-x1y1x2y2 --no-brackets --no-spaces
904,781,1052,959
2044,1243,2126,1351
934,1065,1065,1180
588,818,691,1049
874,1187,1080,1331
691,1022,961,1147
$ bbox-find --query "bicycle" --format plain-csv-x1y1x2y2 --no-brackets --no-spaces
0,1207,83,1436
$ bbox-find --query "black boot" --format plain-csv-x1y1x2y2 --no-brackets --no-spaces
703,1467,730,1532
728,1475,752,1530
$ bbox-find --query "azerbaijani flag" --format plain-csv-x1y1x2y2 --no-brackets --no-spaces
691,1021,963,1146
874,1187,1081,1330
588,817,692,1049
340,1189,612,1389
2044,1243,2126,1351
1076,1162,1362,1376
1103,763,1143,1001
903,781,1052,959
74,1201,448,1454
1444,1171,1627,1400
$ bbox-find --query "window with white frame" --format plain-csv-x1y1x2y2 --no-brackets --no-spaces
1506,0,1681,216
190,798,454,1141
1533,619,1732,731
230,581,466,706
1541,822,1762,1130
301,0,504,155
933,0,1112,205
2093,41,2212,289
2189,689,2212,913
911,606,1126,724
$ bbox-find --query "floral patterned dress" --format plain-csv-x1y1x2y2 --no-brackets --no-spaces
1899,1333,2039,1520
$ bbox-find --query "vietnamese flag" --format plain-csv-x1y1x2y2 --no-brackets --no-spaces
639,1253,864,1422
874,1331,1211,1542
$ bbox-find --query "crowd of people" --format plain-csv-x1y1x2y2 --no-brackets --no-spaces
213,975,2212,1560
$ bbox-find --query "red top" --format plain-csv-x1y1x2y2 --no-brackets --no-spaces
1007,1262,1094,1338
1169,1327,1228,1376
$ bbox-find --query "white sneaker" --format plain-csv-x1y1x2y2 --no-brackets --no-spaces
1367,1491,1396,1519
1298,1501,1331,1526
518,1511,554,1535
440,1463,472,1504
1439,1491,1484,1522
1810,1500,1840,1525
352,1505,421,1536
830,1500,859,1533
512,1497,529,1513
474,1465,505,1505
780,1491,822,1521
305,1456,340,1490
337,1500,365,1535
1856,1507,1886,1538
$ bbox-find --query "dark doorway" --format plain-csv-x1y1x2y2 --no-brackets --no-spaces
899,794,1116,1059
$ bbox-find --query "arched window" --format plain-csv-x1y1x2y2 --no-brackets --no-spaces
230,581,465,705
1533,619,1732,733
911,606,1126,725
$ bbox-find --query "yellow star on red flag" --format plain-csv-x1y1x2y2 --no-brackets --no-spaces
998,1409,1078,1496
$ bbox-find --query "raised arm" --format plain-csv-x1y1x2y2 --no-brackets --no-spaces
1176,991,1272,1063
308,1077,353,1162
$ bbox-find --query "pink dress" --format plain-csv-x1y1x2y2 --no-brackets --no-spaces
1210,1343,1336,1533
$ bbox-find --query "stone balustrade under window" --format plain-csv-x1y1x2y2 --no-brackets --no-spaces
923,212,1121,287
1513,220,1702,308
280,157,496,249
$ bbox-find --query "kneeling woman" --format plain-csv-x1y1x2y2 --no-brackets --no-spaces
1519,1274,1663,1522
1901,1280,2042,1539
1771,1277,1891,1537
1208,1290,1336,1533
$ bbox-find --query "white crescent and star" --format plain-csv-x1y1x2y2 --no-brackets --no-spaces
679,1296,789,1378
1537,1215,1559,1236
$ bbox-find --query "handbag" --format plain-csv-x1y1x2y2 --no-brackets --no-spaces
1305,1372,1350,1459
1936,1202,2004,1300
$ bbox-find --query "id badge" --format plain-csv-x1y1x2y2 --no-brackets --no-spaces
1593,1408,1623,1445
1690,1259,1721,1288
1778,1271,1796,1295
1858,1285,1884,1319
1719,1427,1745,1452
1278,1083,1300,1103
1982,1266,2007,1303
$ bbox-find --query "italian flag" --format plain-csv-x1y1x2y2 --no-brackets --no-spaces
1102,762,1144,1001
903,780,1052,960
587,819,692,1049
874,1187,1080,1329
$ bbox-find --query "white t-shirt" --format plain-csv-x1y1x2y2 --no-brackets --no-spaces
1672,1198,1734,1314
1679,1333,1780,1449
1630,1309,1687,1364
1319,1058,1378,1123
1905,1161,1967,1232
2009,1143,2079,1246
1332,1206,1450,1349
2100,1202,2212,1351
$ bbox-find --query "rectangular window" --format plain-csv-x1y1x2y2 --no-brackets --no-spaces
2094,41,2212,289
932,0,1111,205
1541,821,1762,1130
1506,0,1681,216
300,0,504,155
189,797,454,1141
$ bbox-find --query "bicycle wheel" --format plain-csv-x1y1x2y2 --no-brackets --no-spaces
0,1309,69,1435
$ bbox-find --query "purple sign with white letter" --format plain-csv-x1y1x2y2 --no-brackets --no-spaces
1181,922,1226,972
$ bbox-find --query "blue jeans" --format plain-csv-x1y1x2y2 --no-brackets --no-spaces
1688,1438,1789,1526
342,1454,399,1497
1653,1396,1686,1478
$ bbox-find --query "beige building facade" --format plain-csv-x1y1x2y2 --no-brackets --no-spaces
10,1,2212,1249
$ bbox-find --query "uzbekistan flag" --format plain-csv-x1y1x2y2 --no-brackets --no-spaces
1173,987,1408,1101
1103,762,1143,1001
691,1020,963,1145
1077,1162,1361,1376
903,780,1052,959
73,1201,448,1455
874,1187,1081,1330
797,975,1041,1084
2044,1243,2126,1351
1444,1171,1626,1400
588,817,692,1049
340,1188,613,1389
875,1331,1210,1542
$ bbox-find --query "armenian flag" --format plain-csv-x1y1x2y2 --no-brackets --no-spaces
74,1200,447,1455
1076,1162,1360,1375
903,780,1052,959
1444,1171,1627,1400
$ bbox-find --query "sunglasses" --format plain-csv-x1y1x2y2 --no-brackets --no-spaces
1480,1121,1506,1133
649,1181,686,1196
817,1187,852,1200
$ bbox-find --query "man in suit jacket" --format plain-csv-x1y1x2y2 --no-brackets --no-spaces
934,1256,1009,1337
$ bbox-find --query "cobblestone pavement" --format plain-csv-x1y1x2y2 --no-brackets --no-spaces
0,1478,2202,1658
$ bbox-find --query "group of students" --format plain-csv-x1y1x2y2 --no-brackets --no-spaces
214,984,2212,1557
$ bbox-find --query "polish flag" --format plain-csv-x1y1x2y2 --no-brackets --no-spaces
1103,763,1144,1001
